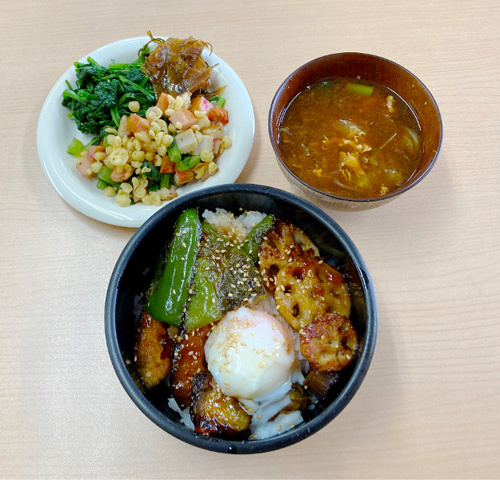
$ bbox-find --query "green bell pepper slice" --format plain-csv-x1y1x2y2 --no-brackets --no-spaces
147,208,201,325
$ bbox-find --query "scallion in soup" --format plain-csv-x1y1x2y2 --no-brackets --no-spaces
278,77,423,198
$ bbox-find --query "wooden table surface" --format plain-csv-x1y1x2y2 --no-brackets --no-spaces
2,0,499,478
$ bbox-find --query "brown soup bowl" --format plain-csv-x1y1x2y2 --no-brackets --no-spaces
269,53,443,211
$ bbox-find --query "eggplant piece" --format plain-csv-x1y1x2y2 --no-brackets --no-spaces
134,310,175,389
171,324,211,408
269,383,309,421
304,369,341,400
190,372,251,439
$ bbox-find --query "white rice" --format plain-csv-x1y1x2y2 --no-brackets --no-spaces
202,208,267,242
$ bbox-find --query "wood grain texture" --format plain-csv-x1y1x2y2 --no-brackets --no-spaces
1,0,499,478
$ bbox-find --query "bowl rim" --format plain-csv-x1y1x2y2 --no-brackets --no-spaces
268,51,443,203
105,183,378,454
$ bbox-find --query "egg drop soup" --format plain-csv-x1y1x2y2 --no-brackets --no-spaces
277,77,423,198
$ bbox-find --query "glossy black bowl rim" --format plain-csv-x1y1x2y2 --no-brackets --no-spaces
105,183,378,454
268,52,443,204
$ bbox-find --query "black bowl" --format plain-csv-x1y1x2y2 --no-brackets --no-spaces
105,184,377,454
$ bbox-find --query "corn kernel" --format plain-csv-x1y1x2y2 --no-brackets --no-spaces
164,108,175,117
105,146,113,155
143,141,157,153
120,183,133,194
195,131,203,143
141,165,152,174
194,110,206,119
128,101,140,113
208,162,218,175
175,121,183,130
200,150,214,163
146,106,162,122
192,124,200,132
221,136,232,149
150,121,161,133
140,177,148,188
115,193,131,207
103,186,115,197
157,119,168,132
154,132,164,145
181,92,192,109
132,177,139,189
142,194,153,206
108,148,129,166
125,138,134,152
173,96,184,111
159,187,172,200
154,154,162,167
91,161,102,173
167,94,175,108
105,127,118,134
144,152,154,161
94,151,105,161
150,192,162,206
168,123,177,133
134,186,146,199
131,150,145,162
118,115,129,137
112,136,123,149
131,160,143,168
134,131,150,144
194,164,208,179
116,166,124,174
157,145,167,157
161,134,173,147
132,138,141,151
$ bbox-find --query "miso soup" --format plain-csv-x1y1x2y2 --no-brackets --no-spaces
278,77,423,198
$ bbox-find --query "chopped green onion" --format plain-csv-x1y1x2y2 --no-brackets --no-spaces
67,138,84,157
209,95,226,108
346,82,374,96
167,140,182,163
96,165,120,187
160,173,172,189
176,155,201,172
96,179,109,189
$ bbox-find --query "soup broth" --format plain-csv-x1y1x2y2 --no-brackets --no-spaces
278,77,423,198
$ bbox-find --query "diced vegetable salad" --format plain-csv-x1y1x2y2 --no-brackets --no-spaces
62,37,232,207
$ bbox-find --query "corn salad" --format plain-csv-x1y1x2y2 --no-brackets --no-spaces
74,91,231,207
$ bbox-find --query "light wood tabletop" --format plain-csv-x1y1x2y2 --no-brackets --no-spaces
2,0,499,478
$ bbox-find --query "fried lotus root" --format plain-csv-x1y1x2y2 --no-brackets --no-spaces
259,220,319,292
300,313,358,372
274,260,351,331
190,372,251,439
134,310,175,389
171,325,211,408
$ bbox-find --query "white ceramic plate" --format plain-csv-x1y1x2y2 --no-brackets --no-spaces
37,37,255,228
